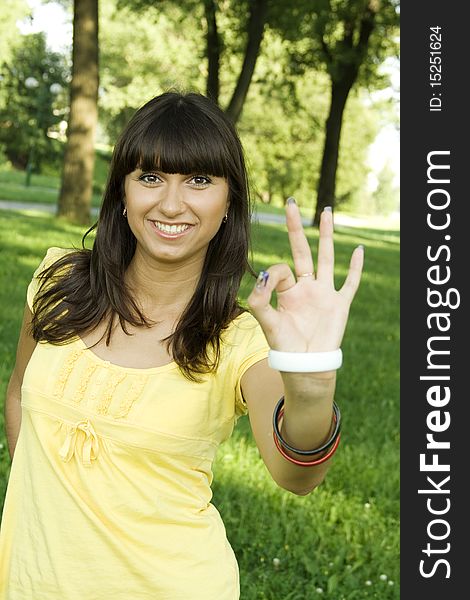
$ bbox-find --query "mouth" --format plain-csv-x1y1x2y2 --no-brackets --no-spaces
148,219,195,239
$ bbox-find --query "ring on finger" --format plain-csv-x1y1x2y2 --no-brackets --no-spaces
297,272,314,278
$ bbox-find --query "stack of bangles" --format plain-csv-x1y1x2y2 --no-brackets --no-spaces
268,348,343,467
272,398,341,466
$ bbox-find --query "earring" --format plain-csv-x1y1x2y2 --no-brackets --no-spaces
222,213,228,223
122,207,127,217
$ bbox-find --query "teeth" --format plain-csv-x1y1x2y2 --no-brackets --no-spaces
153,221,190,234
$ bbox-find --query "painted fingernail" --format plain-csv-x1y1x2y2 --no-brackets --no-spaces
286,197,296,205
323,206,332,212
255,270,269,289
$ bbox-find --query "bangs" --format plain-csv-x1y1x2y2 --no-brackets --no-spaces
125,100,231,177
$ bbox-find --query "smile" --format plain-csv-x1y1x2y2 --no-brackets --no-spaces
148,220,194,238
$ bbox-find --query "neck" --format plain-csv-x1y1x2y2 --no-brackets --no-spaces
125,249,205,318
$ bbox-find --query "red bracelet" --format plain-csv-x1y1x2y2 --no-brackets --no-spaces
272,428,341,466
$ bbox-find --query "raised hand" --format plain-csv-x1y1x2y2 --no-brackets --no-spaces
247,199,364,354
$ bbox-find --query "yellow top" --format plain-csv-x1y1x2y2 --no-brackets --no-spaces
0,247,270,600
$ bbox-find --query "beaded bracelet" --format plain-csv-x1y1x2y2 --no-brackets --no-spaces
272,397,341,467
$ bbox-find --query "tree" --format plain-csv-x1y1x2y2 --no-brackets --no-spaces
224,0,268,123
0,0,30,66
240,44,377,210
97,2,377,211
203,0,221,103
311,0,397,224
119,0,268,123
0,33,68,172
57,0,99,224
313,0,398,225
270,0,399,225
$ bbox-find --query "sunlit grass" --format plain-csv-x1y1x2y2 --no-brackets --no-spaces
0,155,110,208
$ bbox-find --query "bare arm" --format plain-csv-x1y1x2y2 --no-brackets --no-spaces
243,201,363,495
241,359,335,495
5,303,37,459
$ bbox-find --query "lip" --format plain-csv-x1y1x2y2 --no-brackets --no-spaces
148,219,195,239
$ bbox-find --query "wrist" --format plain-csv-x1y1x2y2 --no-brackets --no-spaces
281,371,336,405
273,397,342,466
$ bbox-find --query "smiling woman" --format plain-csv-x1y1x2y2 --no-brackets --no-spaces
123,169,229,265
1,91,363,600
27,92,253,380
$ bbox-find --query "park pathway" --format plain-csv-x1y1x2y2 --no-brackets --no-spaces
0,199,311,225
0,199,366,227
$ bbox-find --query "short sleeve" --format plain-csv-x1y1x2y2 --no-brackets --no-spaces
26,247,74,312
231,313,270,418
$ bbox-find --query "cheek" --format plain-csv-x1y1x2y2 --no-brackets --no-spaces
200,203,226,227
127,187,157,211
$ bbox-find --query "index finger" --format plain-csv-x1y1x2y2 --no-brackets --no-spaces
285,197,314,278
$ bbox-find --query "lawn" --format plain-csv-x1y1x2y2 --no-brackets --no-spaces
0,209,399,599
0,154,110,208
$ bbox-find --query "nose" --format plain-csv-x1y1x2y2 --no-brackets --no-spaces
158,180,186,217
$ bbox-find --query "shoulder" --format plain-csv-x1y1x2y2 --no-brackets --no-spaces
221,311,270,358
27,247,80,312
230,311,260,329
224,311,265,340
31,246,78,277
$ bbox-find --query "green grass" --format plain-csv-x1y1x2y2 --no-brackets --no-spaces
0,210,399,599
0,153,111,208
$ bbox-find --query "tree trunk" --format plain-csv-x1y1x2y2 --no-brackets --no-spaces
312,79,351,226
225,0,267,124
57,0,99,225
312,1,378,227
204,0,220,104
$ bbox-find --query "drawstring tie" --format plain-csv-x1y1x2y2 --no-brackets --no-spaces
59,418,99,466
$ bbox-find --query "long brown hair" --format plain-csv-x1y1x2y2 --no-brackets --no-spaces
31,92,254,381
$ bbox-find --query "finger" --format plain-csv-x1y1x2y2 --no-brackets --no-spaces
316,207,335,284
285,198,314,278
339,245,364,303
247,264,296,337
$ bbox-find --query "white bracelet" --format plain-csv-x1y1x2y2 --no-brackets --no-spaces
268,349,343,373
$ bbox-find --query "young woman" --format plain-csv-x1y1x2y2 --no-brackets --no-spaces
1,91,363,599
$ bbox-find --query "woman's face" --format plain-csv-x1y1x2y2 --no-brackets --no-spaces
124,169,229,266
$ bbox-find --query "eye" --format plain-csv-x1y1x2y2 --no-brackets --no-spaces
189,175,212,187
138,172,162,185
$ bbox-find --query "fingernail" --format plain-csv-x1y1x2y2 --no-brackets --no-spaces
358,244,365,251
323,206,332,212
255,270,269,289
286,197,296,205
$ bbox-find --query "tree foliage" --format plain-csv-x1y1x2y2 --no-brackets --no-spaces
1,0,397,221
117,0,268,122
98,0,204,141
0,0,31,65
240,33,377,208
268,0,399,223
0,33,69,172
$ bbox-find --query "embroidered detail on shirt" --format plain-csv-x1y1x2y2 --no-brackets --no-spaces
111,375,149,419
59,418,99,466
97,372,127,415
74,362,100,404
87,370,106,408
54,347,84,401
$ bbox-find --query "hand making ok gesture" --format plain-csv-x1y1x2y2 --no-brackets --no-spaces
247,198,364,355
